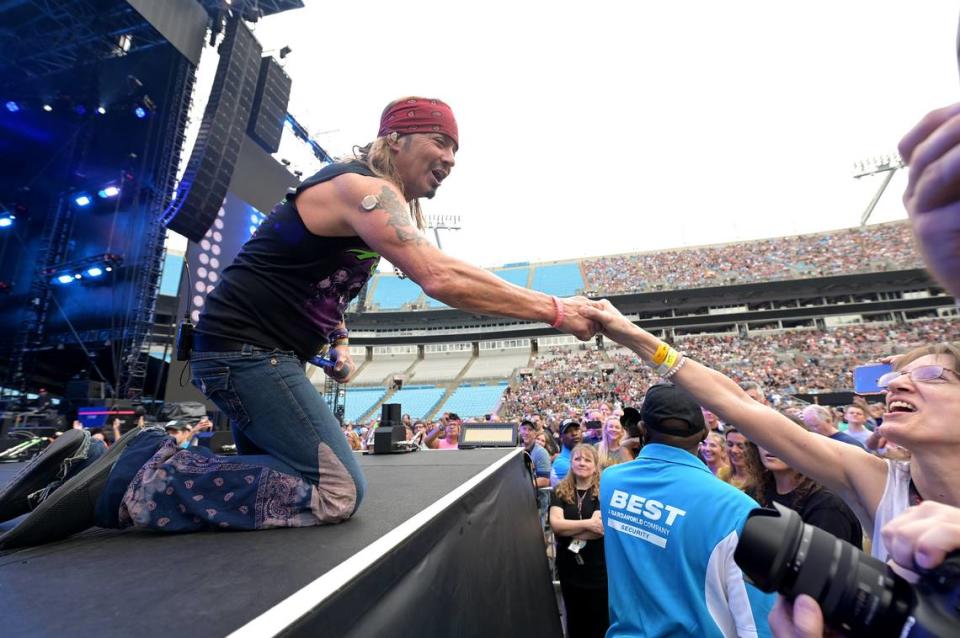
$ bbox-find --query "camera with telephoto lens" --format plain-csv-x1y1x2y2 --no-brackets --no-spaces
734,503,960,637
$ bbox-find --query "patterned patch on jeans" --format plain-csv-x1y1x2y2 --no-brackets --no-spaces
117,439,356,532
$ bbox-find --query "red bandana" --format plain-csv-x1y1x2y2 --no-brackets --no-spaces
378,98,459,150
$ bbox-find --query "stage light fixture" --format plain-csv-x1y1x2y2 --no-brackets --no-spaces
134,106,147,119
97,106,107,115
42,104,53,112
0,216,13,228
98,185,120,198
4,101,19,112
48,253,122,287
74,194,92,207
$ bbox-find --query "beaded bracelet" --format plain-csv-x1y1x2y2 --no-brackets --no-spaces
662,355,687,379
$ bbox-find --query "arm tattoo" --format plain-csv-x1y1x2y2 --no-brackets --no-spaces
376,186,426,246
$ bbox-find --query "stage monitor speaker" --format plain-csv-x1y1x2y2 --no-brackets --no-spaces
247,56,292,154
373,403,404,454
162,16,262,242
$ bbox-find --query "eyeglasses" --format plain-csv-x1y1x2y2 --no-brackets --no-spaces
877,365,960,389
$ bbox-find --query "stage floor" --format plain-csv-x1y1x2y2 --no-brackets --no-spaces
0,448,520,638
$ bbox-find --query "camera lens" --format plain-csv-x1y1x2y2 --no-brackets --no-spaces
736,504,915,637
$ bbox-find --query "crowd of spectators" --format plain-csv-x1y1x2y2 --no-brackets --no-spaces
582,221,922,295
498,318,960,420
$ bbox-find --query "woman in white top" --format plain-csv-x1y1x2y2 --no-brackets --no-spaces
581,301,960,563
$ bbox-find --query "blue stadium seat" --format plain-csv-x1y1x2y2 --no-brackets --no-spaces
389,385,447,419
343,388,386,423
493,267,530,287
436,383,508,419
424,295,447,309
371,275,424,309
531,263,584,297
424,267,529,309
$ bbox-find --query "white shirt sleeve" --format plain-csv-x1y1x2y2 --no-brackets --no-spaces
704,530,769,638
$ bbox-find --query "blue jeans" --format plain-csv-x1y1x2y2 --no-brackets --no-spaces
97,345,364,532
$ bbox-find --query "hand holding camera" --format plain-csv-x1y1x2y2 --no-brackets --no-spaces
736,503,960,637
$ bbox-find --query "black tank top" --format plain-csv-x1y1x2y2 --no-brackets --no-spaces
196,162,381,359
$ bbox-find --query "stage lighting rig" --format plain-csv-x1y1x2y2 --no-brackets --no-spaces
0,207,15,228
47,253,123,285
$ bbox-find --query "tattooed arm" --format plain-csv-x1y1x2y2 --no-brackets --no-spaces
299,174,597,340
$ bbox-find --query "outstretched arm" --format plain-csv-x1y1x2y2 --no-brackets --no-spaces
579,300,889,532
297,173,598,341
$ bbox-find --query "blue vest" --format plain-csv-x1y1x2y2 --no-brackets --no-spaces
601,444,774,637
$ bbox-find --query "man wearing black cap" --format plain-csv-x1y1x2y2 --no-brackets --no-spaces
599,384,774,637
549,419,582,487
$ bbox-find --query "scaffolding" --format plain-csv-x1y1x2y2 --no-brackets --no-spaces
118,53,196,401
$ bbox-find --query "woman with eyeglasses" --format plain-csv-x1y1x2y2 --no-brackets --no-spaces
579,299,960,562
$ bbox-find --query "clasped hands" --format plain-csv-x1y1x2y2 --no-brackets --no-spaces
555,297,634,343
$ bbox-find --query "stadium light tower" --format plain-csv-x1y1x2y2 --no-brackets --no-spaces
853,153,905,226
425,213,462,250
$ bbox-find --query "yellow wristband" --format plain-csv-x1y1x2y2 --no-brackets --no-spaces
662,348,679,370
332,338,349,347
651,343,670,366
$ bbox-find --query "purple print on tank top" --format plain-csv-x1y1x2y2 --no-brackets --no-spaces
305,248,380,333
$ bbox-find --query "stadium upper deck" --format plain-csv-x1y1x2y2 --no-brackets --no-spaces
357,221,920,312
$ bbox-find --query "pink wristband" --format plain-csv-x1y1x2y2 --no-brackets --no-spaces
550,296,565,329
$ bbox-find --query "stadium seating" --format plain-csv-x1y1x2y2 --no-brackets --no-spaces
389,385,447,419
436,383,508,419
463,351,531,380
493,267,530,287
370,275,423,309
343,387,386,423
531,262,584,297
409,352,472,383
351,354,417,386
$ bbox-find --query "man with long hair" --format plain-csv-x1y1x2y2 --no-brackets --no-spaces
0,97,599,548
